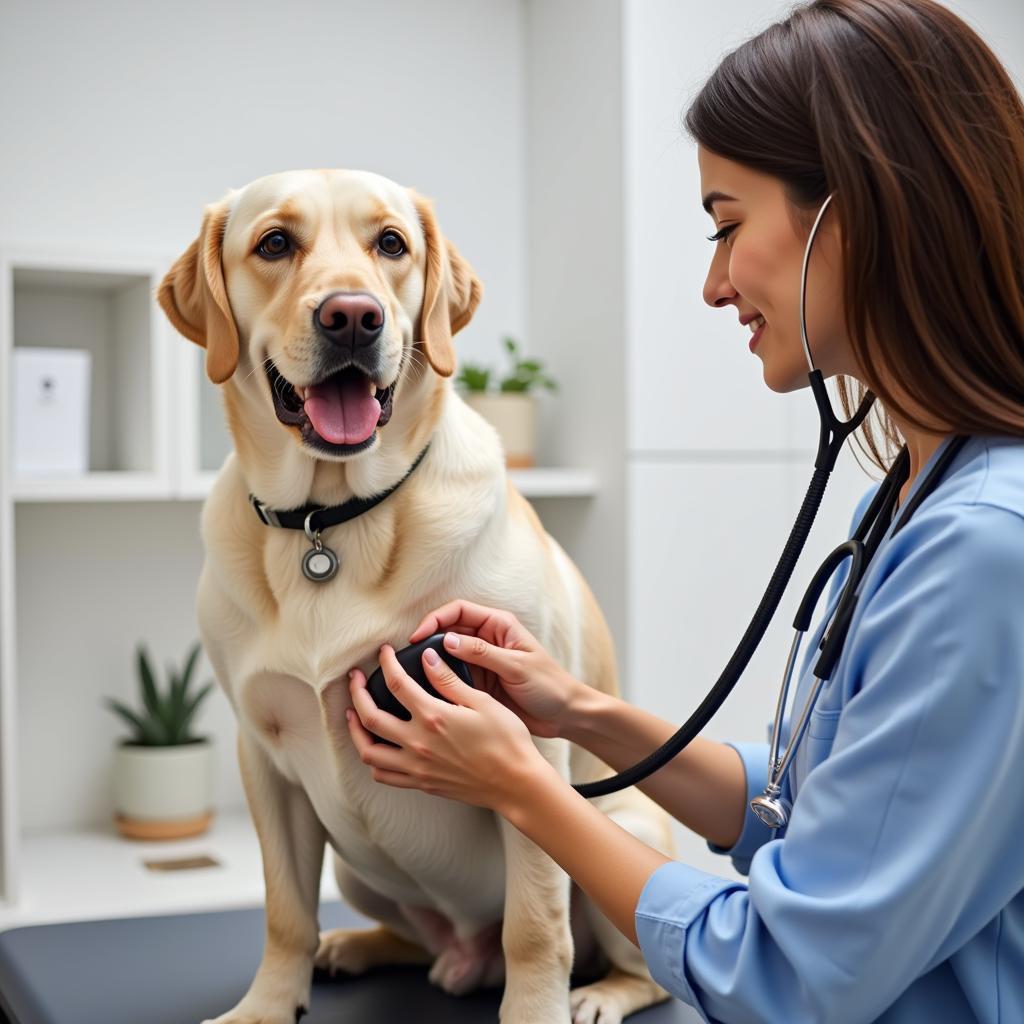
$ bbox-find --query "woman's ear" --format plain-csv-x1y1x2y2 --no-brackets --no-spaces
157,199,239,384
412,192,483,378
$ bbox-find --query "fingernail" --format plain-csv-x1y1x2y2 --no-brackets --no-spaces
444,632,460,649
345,709,352,721
348,670,355,680
424,648,440,666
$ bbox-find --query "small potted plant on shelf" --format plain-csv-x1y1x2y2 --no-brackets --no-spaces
103,640,216,840
455,336,558,468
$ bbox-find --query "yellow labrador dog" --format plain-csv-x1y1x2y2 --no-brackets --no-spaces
157,169,676,1024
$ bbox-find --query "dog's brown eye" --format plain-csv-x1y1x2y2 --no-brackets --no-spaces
257,231,291,259
378,230,406,257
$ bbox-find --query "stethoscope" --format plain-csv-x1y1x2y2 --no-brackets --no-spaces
750,429,966,828
572,193,968,817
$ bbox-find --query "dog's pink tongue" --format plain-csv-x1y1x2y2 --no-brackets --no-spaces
304,375,381,445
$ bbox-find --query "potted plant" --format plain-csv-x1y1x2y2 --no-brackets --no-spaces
103,640,216,840
455,337,558,468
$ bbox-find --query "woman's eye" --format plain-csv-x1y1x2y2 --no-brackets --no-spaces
706,224,738,245
378,230,406,257
257,230,291,259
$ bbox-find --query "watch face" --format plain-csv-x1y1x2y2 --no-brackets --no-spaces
303,548,338,581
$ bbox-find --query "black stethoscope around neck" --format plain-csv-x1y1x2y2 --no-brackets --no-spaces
572,193,968,814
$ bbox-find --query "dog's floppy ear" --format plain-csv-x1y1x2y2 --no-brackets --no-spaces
157,199,239,384
413,192,483,378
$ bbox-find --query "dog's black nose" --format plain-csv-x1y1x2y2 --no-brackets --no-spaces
314,292,384,349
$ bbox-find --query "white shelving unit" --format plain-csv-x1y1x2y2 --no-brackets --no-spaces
0,810,346,931
0,246,598,930
3,253,175,502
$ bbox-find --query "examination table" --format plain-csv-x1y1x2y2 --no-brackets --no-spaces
0,900,701,1022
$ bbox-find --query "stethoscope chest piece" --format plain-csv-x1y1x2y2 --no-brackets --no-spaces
750,786,791,830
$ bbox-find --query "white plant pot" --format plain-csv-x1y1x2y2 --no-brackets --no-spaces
462,392,537,468
113,739,215,840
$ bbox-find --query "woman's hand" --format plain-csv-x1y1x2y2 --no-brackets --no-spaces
346,642,550,813
407,600,582,739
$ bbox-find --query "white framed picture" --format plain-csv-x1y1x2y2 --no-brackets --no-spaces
13,347,92,475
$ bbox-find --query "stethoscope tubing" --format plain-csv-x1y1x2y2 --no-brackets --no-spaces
573,191,864,798
573,372,875,797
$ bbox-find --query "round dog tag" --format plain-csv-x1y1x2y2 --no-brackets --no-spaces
302,510,338,583
302,544,338,582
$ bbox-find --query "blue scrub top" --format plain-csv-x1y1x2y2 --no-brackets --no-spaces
634,434,1024,1023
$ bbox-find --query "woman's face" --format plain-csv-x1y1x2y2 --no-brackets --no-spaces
698,145,860,391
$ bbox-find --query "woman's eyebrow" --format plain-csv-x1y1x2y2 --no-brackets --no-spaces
702,191,738,215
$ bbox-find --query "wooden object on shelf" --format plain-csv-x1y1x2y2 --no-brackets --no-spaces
114,810,214,842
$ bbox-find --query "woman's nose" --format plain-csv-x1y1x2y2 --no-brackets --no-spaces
703,249,737,309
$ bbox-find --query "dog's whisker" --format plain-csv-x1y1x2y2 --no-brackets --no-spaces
249,358,273,384
406,344,428,375
239,356,274,387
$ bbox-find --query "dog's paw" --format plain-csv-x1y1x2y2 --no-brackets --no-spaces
315,924,432,977
201,1001,307,1024
569,969,670,1024
570,980,625,1024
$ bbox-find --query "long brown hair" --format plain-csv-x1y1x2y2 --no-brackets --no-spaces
685,0,1024,472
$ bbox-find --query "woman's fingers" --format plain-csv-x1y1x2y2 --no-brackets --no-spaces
379,643,443,716
408,600,512,643
345,706,422,788
441,631,525,683
348,665,412,747
407,600,461,641
420,645,479,708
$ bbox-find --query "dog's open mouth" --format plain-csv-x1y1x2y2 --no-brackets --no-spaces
266,360,396,451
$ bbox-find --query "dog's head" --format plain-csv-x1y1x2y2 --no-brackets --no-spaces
157,169,481,460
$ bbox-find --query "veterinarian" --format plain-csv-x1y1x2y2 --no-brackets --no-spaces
346,1,1024,1019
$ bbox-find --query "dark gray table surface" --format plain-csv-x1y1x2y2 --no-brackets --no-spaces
0,900,701,1023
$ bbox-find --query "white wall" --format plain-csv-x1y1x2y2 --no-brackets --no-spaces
622,0,1024,878
524,0,629,682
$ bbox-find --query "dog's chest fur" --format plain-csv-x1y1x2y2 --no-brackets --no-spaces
197,443,557,917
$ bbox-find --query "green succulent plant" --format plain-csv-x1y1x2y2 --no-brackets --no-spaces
103,641,214,746
455,336,559,394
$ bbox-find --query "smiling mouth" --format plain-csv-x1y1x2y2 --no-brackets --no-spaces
266,360,396,453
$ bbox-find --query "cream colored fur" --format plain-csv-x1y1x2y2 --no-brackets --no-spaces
157,169,676,1024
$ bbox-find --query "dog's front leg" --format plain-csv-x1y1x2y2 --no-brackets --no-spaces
497,737,574,1024
202,730,326,1024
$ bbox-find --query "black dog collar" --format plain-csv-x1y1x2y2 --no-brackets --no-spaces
248,441,432,582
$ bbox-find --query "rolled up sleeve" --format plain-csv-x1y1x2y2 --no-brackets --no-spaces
635,860,746,1019
704,740,773,875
